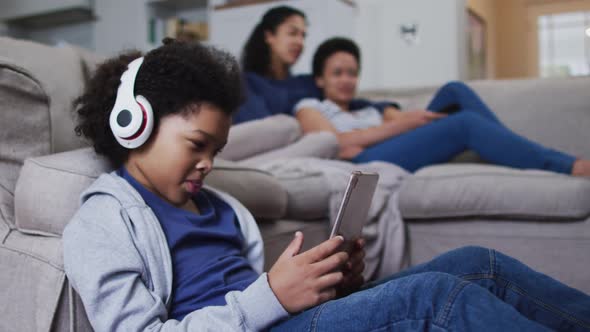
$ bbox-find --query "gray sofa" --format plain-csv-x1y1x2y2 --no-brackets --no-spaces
1,36,589,332
361,79,590,292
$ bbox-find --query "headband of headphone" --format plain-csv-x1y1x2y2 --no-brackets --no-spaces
109,57,154,149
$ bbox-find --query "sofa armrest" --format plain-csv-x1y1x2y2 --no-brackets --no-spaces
219,114,302,161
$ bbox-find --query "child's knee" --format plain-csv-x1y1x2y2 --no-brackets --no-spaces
445,246,491,261
382,272,465,302
378,272,473,319
434,246,493,272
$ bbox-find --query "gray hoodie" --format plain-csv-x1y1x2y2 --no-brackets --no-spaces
63,172,289,332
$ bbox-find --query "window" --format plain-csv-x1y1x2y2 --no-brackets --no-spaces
538,11,590,77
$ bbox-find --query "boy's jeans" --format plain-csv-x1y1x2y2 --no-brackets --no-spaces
272,246,590,331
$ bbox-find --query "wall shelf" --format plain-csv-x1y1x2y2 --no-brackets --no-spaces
0,0,94,29
148,0,208,11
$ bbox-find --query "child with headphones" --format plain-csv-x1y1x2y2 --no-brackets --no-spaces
63,39,590,332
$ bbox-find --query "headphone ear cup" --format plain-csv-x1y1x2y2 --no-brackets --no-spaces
109,57,150,149
130,95,154,148
110,105,142,139
108,95,154,149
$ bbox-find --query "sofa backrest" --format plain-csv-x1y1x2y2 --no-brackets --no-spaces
363,78,590,160
472,78,590,159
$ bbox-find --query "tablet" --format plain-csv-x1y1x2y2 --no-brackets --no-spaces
329,171,379,251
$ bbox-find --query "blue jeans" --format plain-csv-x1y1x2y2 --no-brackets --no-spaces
352,81,576,174
271,246,590,331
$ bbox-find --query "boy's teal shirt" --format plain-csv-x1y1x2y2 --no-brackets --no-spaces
63,172,289,331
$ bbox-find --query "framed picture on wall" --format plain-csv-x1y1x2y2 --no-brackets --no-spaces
467,9,487,80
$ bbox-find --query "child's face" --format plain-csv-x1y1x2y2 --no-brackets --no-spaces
316,51,359,107
126,102,230,207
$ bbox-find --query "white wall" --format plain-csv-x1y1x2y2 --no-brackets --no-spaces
211,0,467,90
356,0,467,90
2,0,468,90
93,0,153,55
209,0,356,74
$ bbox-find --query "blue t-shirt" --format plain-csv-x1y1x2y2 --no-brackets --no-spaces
234,72,400,125
118,168,259,320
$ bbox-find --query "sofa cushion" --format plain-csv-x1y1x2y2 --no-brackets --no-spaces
269,169,331,221
219,114,302,161
14,148,287,236
399,164,590,220
206,159,288,220
241,131,339,166
15,148,111,236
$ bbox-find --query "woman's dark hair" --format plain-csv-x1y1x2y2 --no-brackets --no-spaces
241,5,305,76
312,37,361,78
74,38,243,167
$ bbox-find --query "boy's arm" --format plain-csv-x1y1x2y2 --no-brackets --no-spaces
63,209,287,332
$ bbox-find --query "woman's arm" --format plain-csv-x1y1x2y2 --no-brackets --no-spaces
295,107,444,158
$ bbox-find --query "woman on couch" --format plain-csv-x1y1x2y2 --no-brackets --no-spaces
236,5,397,124
294,37,590,176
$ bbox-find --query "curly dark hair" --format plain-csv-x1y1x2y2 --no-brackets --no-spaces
241,6,305,76
312,37,361,78
74,38,244,167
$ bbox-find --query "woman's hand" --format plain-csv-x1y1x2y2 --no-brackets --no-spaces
339,145,364,160
396,110,446,130
268,232,349,313
382,106,402,122
337,238,366,297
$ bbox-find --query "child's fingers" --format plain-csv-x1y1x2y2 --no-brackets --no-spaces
350,259,365,277
302,236,344,263
354,238,366,249
316,271,345,290
278,231,304,260
313,251,349,276
317,287,338,304
351,248,366,262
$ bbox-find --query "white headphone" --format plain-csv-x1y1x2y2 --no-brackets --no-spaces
109,57,154,149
